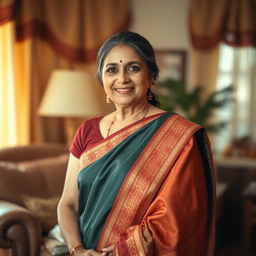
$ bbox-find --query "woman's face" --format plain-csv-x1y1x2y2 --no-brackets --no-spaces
102,44,152,107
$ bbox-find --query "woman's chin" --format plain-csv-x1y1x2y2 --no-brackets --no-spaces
112,96,136,106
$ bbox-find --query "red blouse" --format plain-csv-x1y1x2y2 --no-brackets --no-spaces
70,117,104,159
70,113,165,159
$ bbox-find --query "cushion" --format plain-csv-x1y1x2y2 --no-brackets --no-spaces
0,163,46,205
22,195,61,234
43,237,69,256
19,153,69,196
0,153,68,206
44,226,69,255
48,225,65,243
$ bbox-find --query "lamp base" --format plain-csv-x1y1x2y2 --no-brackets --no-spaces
64,118,82,146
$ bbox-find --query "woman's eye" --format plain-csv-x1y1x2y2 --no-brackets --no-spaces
128,65,140,72
106,67,117,73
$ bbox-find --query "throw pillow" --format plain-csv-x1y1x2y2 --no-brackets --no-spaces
22,195,61,234
0,153,68,206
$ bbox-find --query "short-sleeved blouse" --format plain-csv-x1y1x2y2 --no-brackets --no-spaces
69,117,104,159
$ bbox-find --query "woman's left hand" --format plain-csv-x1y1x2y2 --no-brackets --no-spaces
102,244,114,256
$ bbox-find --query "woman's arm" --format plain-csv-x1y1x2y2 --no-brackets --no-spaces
57,153,103,256
57,153,82,250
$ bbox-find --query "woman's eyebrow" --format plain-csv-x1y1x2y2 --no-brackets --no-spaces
105,61,140,67
127,61,140,66
105,63,118,67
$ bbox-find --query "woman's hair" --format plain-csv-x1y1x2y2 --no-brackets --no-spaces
96,31,160,107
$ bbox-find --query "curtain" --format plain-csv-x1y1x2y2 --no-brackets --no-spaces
0,22,18,146
0,0,131,147
189,46,220,101
189,0,256,50
188,0,256,153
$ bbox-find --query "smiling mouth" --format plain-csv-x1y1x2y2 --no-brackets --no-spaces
114,87,134,94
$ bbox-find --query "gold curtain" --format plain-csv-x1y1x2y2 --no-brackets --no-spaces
189,47,220,100
0,0,131,147
188,0,256,144
189,0,256,50
188,0,256,96
188,0,221,100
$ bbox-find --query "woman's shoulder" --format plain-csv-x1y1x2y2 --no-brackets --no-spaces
70,116,104,158
147,105,166,116
172,113,202,128
74,117,103,142
78,116,102,131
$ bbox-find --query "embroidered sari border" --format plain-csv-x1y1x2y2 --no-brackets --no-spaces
80,115,160,169
116,226,145,256
97,114,201,249
134,226,149,255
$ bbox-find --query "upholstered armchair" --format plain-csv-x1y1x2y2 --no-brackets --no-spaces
0,144,69,256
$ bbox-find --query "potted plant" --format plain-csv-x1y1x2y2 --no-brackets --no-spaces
156,78,233,134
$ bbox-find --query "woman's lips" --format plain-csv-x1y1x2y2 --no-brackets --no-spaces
114,87,134,94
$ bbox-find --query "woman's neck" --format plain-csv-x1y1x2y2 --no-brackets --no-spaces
114,102,150,122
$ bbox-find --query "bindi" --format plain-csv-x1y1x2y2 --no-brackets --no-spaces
119,60,123,63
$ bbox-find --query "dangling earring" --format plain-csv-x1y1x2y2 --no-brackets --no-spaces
106,95,111,104
147,89,153,101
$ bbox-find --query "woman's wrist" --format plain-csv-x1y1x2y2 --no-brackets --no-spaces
70,244,84,256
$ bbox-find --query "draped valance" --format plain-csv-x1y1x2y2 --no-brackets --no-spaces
0,0,131,62
189,0,256,50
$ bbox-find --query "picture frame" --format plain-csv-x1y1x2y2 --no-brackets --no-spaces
155,49,187,83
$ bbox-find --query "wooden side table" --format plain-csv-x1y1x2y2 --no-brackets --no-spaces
242,181,256,248
216,182,228,222
215,156,256,246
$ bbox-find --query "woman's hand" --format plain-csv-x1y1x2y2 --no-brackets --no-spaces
102,244,114,256
73,244,114,255
75,248,104,255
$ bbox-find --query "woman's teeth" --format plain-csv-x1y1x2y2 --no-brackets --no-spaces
114,88,133,93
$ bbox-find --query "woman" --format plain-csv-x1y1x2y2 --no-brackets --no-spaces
57,31,216,256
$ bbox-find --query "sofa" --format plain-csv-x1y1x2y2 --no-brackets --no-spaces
0,144,70,256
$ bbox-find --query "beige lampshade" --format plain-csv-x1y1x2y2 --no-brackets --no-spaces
38,70,102,117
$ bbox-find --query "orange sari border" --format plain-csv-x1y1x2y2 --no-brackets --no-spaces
80,114,162,170
97,114,201,249
115,226,151,256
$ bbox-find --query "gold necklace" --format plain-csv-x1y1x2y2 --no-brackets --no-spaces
106,106,149,137
106,115,117,137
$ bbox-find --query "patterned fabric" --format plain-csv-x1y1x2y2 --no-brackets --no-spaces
78,113,216,255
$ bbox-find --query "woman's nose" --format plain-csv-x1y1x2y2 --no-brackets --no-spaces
118,70,130,84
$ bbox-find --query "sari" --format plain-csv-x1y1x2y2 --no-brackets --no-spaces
77,112,216,255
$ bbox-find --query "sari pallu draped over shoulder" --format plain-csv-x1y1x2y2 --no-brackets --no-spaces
77,113,216,256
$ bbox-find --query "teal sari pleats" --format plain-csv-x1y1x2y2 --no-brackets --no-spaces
77,113,172,249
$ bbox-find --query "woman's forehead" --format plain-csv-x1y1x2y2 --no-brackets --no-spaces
104,44,143,64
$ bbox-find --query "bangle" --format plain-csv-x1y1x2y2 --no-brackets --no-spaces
70,244,84,256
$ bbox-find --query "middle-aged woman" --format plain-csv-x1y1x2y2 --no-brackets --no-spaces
57,31,216,256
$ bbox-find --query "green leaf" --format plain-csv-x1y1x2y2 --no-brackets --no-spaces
156,79,233,134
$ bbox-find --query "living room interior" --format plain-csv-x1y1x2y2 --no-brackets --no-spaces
0,0,256,256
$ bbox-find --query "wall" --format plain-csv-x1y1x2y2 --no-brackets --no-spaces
130,0,191,83
130,0,189,49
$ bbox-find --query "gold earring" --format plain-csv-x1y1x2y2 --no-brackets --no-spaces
106,95,111,104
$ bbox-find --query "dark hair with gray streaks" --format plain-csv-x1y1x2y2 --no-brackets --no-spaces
96,31,159,107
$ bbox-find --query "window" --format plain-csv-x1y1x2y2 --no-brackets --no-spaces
215,44,256,153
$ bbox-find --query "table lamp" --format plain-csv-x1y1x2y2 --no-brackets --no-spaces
38,69,103,144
